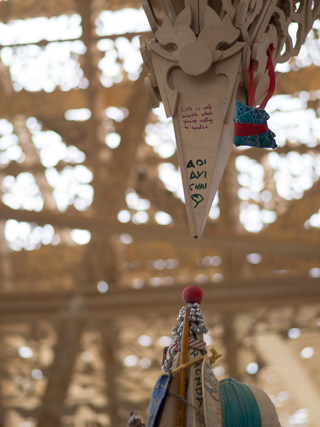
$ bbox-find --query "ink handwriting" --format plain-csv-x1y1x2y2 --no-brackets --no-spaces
186,158,208,209
181,104,213,130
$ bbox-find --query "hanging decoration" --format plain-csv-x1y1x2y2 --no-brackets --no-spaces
140,1,320,237
128,286,281,426
234,43,277,149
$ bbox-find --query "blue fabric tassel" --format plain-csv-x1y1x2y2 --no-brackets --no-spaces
220,378,262,427
234,101,277,149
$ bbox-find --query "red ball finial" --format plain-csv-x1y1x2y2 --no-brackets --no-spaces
182,286,203,304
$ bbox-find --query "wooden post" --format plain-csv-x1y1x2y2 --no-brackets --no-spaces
176,308,189,427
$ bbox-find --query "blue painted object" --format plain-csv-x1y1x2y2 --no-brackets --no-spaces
220,378,262,427
148,373,172,427
234,101,277,149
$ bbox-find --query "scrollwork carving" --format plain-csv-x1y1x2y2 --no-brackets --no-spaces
141,0,320,106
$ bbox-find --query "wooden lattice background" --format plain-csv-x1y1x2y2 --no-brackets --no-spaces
0,1,319,426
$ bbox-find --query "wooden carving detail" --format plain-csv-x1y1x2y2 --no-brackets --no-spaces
140,0,320,238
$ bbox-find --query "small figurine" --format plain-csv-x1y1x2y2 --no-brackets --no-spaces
129,286,280,426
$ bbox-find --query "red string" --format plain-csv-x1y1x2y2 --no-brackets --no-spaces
248,44,275,110
248,56,255,107
260,44,275,109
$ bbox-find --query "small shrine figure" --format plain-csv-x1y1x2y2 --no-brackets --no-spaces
128,286,280,426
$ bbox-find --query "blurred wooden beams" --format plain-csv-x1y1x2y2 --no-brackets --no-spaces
135,169,188,225
255,333,320,427
0,204,319,258
276,65,320,95
36,318,84,427
223,314,240,380
105,73,151,213
230,144,320,164
81,235,122,289
100,323,122,427
217,163,243,279
0,221,11,292
0,0,78,21
265,180,320,232
39,117,90,153
12,117,58,210
0,85,135,119
78,0,152,215
78,0,112,213
0,0,144,22
0,275,319,320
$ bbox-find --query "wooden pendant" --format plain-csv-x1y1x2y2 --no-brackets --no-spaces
169,54,242,238
140,0,320,238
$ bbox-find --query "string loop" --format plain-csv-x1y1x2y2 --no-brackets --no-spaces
248,43,275,110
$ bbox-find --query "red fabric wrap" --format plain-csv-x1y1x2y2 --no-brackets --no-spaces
234,121,269,136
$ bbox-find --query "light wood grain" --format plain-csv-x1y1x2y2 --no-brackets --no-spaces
170,52,242,238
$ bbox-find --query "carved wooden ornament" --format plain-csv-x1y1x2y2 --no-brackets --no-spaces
140,0,320,238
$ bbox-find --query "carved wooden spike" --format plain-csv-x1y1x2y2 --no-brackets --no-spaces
170,53,242,238
146,45,242,237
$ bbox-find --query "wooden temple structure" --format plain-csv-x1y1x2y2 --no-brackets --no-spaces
0,0,320,426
